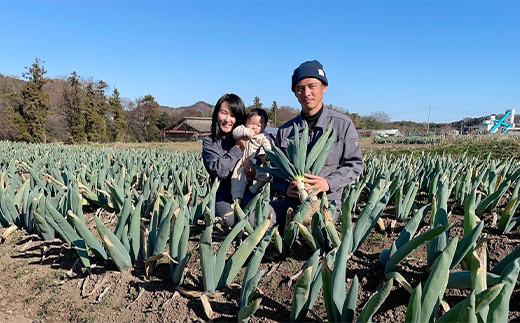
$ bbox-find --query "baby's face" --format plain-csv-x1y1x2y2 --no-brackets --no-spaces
246,115,265,137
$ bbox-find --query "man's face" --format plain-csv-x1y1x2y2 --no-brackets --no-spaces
294,78,327,116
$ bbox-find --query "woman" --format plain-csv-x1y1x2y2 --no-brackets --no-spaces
202,93,247,225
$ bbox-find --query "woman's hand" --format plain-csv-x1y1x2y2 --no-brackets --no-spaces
236,137,248,151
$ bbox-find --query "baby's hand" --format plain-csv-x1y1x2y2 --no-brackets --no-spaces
236,138,248,151
232,125,252,139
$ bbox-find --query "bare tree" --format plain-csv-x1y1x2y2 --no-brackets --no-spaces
276,106,300,126
369,111,391,124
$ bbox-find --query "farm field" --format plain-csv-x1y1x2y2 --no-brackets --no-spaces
1,136,520,322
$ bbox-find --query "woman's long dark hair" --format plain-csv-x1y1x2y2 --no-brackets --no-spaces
211,93,246,139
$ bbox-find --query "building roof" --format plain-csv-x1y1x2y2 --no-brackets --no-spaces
358,129,403,137
171,117,212,133
164,129,198,134
167,118,277,136
377,129,402,136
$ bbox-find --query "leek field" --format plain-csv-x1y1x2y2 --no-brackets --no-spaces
0,137,520,322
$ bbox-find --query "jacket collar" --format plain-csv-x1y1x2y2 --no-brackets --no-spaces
314,105,332,130
293,104,330,131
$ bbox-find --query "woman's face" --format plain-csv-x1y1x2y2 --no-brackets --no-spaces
217,101,236,134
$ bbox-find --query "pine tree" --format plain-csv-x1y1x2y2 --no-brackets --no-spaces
8,58,51,143
10,109,32,142
253,96,263,110
95,80,109,118
246,96,263,111
84,82,107,142
269,100,278,127
108,88,127,142
62,71,86,143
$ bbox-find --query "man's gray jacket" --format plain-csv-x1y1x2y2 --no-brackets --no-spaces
273,106,364,207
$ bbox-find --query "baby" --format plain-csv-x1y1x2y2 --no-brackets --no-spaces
231,108,271,203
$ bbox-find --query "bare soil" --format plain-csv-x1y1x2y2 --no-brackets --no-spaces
1,139,519,322
0,193,519,323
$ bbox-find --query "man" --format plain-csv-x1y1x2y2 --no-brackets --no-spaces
270,59,364,224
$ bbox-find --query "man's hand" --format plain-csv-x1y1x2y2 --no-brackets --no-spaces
302,173,329,194
286,181,300,199
244,159,256,178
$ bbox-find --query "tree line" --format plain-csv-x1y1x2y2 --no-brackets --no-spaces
0,59,187,143
1,58,431,144
246,96,398,132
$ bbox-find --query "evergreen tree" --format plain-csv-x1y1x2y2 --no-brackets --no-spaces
254,96,262,108
1,75,26,140
246,96,263,111
140,95,161,142
252,96,263,110
108,88,127,142
10,108,32,142
62,71,86,143
157,111,173,132
95,80,109,117
84,82,107,142
8,58,51,143
95,80,110,140
269,100,278,127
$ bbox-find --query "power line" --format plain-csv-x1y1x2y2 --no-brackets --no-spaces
429,104,493,116
392,104,501,122
390,105,431,115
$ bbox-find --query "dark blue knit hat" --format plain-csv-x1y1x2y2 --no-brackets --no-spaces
291,60,328,92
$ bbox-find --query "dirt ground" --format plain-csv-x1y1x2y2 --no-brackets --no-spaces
0,192,519,323
1,139,519,322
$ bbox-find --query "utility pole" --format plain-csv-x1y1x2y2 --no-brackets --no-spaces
427,104,431,135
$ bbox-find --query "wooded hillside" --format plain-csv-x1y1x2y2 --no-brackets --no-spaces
0,58,492,143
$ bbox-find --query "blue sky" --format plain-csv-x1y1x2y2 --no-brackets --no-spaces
1,1,519,123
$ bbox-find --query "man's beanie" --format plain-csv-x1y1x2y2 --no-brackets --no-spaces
291,60,328,92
